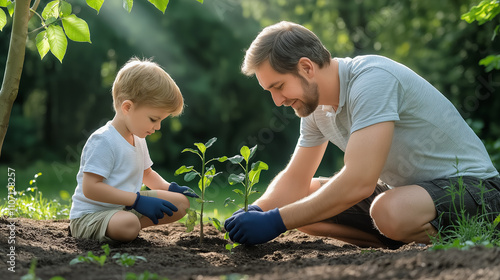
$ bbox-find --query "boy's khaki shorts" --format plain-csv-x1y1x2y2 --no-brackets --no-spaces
69,190,157,243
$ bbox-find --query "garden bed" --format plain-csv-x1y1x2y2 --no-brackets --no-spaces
2,217,500,280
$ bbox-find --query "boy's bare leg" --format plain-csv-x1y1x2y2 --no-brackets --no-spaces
106,211,142,241
139,191,190,228
106,191,190,242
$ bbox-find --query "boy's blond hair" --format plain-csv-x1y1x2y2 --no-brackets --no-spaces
112,57,184,116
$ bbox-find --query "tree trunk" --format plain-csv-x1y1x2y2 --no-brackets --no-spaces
0,0,31,158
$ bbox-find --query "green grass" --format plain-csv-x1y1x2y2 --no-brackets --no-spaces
429,176,500,250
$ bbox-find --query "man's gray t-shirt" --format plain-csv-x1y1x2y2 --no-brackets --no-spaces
298,55,498,187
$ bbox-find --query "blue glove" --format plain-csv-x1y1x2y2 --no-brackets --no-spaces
224,205,263,230
126,192,178,224
169,182,199,198
225,208,287,245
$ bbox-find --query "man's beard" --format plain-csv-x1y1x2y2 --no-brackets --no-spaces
294,75,319,118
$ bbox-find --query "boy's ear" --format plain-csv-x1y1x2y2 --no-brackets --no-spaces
121,100,133,114
298,57,314,78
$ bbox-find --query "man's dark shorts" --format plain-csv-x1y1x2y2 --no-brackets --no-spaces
321,176,500,249
417,176,500,233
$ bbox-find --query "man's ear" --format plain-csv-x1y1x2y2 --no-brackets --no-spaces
121,100,134,114
298,57,314,78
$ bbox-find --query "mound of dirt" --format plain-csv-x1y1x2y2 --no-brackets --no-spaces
1,217,500,280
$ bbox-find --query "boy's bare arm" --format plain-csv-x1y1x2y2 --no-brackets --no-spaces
142,167,170,191
82,172,137,206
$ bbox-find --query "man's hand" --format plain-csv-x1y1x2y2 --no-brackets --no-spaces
225,208,287,245
127,192,178,224
168,182,199,198
223,205,263,229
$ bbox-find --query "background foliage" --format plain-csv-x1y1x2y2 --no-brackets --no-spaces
1,0,499,209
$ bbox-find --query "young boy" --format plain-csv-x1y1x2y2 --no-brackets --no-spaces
69,57,197,243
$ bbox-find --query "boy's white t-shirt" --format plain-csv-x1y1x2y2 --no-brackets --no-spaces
70,121,153,220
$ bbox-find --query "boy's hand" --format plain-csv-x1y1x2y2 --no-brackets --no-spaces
169,182,199,198
127,192,178,224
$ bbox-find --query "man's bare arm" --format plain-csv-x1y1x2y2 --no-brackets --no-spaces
279,121,395,229
254,141,328,211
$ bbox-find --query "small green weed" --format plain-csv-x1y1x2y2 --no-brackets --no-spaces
21,259,65,280
70,244,147,267
429,172,500,250
70,244,111,267
1,173,71,220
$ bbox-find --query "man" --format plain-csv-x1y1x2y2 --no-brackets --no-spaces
224,21,500,248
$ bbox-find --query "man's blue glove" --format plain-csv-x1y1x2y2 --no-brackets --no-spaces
225,208,287,245
224,205,263,230
126,192,178,224
168,182,199,198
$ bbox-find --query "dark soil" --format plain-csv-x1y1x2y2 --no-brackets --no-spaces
1,216,500,280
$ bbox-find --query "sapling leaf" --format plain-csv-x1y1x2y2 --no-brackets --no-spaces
218,156,228,162
185,208,197,232
42,0,60,20
174,165,194,175
181,148,199,155
249,144,258,161
227,155,244,164
209,217,223,231
204,137,217,149
240,145,251,161
194,142,206,154
232,189,244,197
249,161,269,187
224,197,235,207
184,171,197,182
228,173,245,185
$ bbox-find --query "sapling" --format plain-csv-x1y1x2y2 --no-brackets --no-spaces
227,145,268,212
175,137,227,244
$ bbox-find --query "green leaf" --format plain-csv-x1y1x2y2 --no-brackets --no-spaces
197,0,203,3
123,0,133,13
228,173,245,185
0,0,7,7
224,197,235,207
249,161,268,187
232,189,244,197
60,1,72,17
47,25,67,63
228,155,244,164
36,31,50,59
149,0,169,13
204,137,217,149
174,165,194,175
86,0,104,13
181,148,200,156
7,0,13,17
249,144,258,160
42,1,60,20
461,0,500,25
240,146,250,162
209,217,222,231
217,156,228,162
184,171,198,182
479,54,500,72
194,142,206,154
0,9,6,31
62,14,91,43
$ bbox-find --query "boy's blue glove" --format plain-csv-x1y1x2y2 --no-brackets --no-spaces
224,205,263,230
168,182,199,198
126,192,178,224
225,208,287,245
